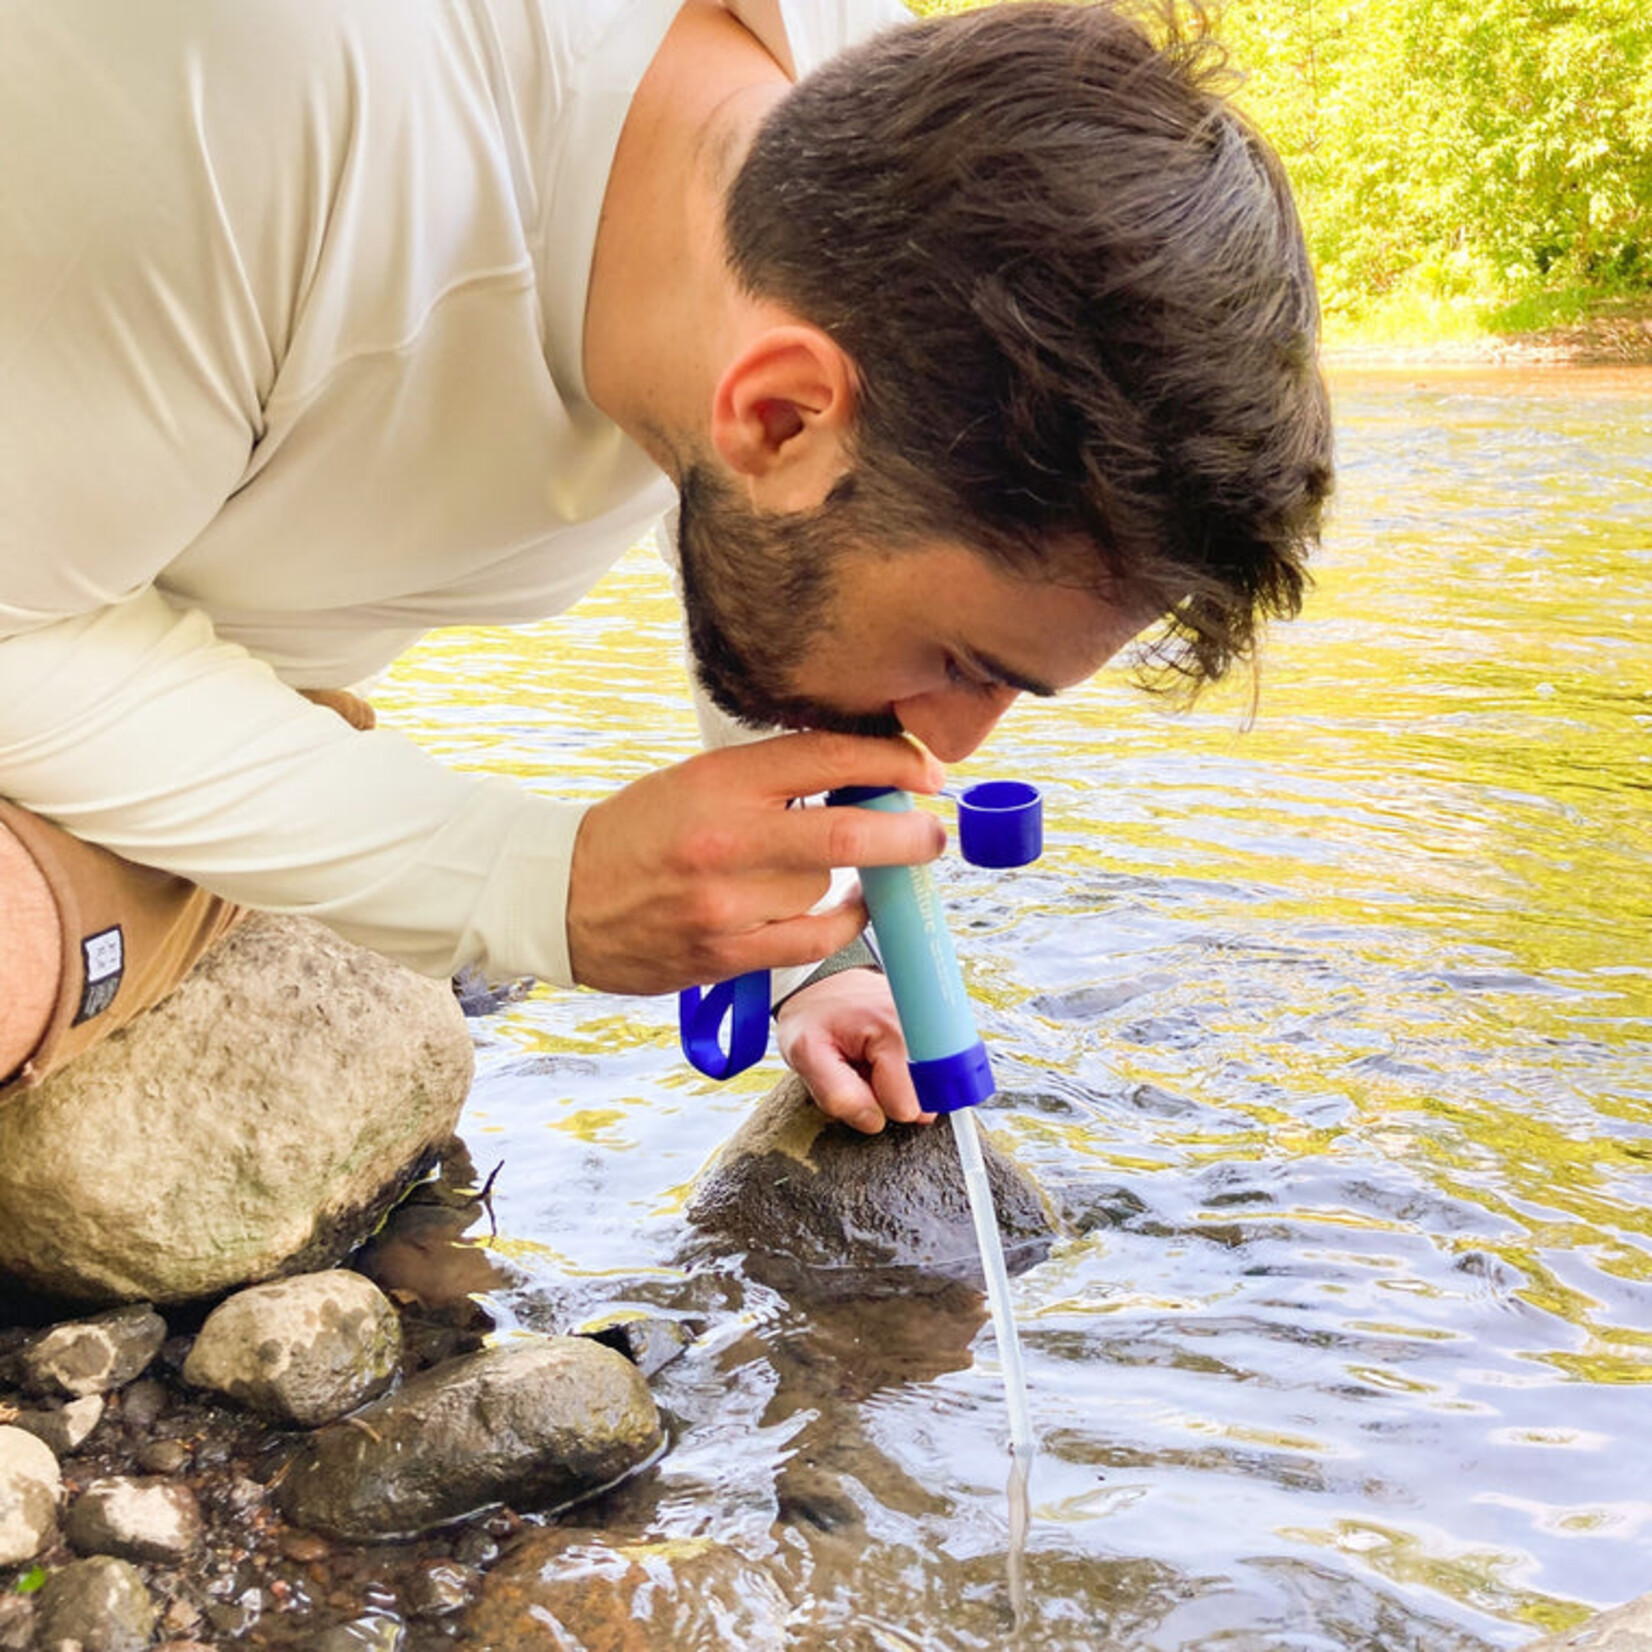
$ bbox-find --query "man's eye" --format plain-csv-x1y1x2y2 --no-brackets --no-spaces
945,656,998,694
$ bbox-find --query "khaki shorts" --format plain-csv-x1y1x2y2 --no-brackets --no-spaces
0,688,372,1098
0,801,247,1099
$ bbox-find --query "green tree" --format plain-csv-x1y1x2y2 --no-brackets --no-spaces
1216,0,1652,313
910,0,1652,317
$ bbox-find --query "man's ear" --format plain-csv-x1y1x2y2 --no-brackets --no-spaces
709,323,856,511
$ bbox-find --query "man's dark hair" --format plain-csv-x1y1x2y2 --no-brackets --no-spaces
724,0,1333,694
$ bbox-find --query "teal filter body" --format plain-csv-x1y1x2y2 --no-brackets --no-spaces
827,787,994,1113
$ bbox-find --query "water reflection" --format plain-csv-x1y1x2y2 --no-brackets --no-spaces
378,367,1651,1649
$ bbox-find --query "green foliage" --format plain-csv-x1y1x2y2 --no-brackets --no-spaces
1214,0,1652,316
910,0,1652,322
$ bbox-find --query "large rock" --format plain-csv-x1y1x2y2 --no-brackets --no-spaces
0,914,473,1305
277,1337,663,1541
685,1072,1057,1298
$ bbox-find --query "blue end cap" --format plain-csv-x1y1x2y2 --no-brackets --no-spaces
957,780,1043,868
908,1041,995,1113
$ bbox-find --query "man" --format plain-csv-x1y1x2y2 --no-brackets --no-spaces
0,0,1332,1133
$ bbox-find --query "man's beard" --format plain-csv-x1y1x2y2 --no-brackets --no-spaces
675,462,904,739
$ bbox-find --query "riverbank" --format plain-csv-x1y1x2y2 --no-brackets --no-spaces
1322,294,1652,368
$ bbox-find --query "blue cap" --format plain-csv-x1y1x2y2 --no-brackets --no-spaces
957,780,1043,868
908,1040,996,1113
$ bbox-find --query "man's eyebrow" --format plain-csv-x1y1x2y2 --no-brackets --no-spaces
966,648,1058,699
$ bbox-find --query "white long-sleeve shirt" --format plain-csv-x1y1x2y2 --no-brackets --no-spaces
0,0,908,988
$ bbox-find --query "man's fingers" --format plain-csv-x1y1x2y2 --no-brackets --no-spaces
764,793,947,874
711,901,872,981
866,1042,925,1125
809,1074,887,1135
719,730,945,803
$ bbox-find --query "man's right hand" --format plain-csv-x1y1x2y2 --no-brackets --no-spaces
565,731,945,996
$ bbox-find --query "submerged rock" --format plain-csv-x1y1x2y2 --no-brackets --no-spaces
685,1072,1057,1297
1524,1594,1652,1650
0,913,473,1305
277,1336,663,1541
182,1270,401,1427
464,1531,791,1650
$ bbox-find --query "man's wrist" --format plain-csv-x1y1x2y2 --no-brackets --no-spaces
772,934,882,1017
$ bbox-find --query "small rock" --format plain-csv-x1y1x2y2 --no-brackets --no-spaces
311,1615,407,1651
10,1394,104,1456
201,1473,266,1523
32,1555,158,1652
182,1270,402,1427
0,1423,61,1565
159,1593,206,1639
65,1475,204,1564
134,1438,190,1475
278,1527,332,1564
579,1314,697,1378
21,1306,167,1399
202,1582,264,1639
116,1378,168,1432
278,1336,663,1541
0,1593,33,1652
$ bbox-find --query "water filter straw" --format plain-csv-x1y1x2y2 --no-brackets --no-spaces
679,779,1043,1090
825,786,995,1113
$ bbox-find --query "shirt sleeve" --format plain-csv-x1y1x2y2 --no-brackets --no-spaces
0,4,585,988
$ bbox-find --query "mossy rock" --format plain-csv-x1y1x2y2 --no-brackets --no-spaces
685,1073,1057,1299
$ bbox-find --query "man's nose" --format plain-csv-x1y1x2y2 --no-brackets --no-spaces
892,685,1019,763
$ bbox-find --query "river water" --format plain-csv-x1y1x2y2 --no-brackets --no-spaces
378,367,1652,1650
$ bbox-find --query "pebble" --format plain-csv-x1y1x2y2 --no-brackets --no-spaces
116,1378,168,1433
405,1559,481,1619
279,1527,332,1564
134,1437,190,1475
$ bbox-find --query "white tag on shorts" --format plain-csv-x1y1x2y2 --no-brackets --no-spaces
73,925,125,1024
